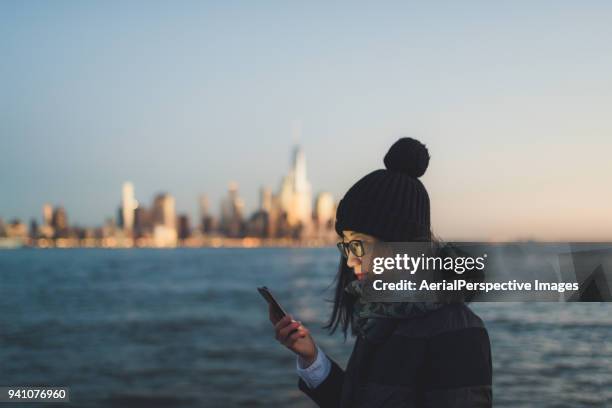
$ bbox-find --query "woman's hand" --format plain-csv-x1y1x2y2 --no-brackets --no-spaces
270,306,317,366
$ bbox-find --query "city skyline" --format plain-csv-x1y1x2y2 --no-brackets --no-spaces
2,143,334,228
0,144,339,247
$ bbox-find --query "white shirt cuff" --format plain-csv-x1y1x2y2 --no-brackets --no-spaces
296,344,331,389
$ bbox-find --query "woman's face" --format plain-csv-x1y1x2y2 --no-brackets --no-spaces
341,230,378,281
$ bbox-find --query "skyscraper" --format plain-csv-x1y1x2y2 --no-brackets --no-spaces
152,193,177,247
278,145,313,228
198,194,215,234
121,182,138,234
51,206,68,238
133,206,151,238
152,193,176,230
40,204,55,238
220,182,245,237
177,214,191,240
314,192,335,228
42,204,53,227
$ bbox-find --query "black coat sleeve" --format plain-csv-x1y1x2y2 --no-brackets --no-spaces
298,358,344,408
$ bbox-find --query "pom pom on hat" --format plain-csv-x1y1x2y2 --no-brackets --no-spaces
383,137,430,178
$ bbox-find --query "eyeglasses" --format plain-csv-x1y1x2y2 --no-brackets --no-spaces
337,240,365,258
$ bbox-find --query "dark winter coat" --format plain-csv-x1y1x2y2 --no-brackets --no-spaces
299,303,492,407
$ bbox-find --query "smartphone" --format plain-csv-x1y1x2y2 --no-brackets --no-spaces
257,286,287,324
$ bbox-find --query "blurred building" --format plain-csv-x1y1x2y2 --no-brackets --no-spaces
314,192,337,241
152,193,177,247
5,219,28,239
177,214,191,241
101,217,118,241
269,195,290,238
29,218,39,238
42,204,53,227
120,182,138,235
51,206,69,238
199,194,215,234
133,206,152,238
220,182,245,237
244,186,273,238
39,203,55,238
279,146,313,230
314,192,335,228
152,193,176,229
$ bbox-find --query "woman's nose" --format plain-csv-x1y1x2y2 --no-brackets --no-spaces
346,253,361,269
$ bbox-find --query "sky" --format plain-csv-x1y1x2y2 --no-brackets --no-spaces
2,1,612,240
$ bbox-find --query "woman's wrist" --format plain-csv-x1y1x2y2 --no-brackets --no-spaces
297,344,318,368
296,344,331,389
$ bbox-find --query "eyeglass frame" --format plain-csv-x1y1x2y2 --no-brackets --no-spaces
336,239,366,258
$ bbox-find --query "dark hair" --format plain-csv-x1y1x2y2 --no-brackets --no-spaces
323,257,357,339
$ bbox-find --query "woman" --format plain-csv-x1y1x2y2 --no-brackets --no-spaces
272,138,492,407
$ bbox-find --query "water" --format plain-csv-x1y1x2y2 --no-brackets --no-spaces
0,248,610,407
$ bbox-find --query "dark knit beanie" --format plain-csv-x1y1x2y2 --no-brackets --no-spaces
335,137,431,241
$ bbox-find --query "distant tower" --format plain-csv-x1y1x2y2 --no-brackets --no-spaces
152,193,177,247
42,204,53,227
152,193,176,230
220,182,245,237
29,218,39,238
314,192,335,228
133,206,151,238
199,194,215,234
51,206,68,238
177,214,191,240
279,145,313,228
121,182,138,233
39,204,55,238
292,145,312,225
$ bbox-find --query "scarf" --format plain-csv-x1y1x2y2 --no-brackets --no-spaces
345,278,445,343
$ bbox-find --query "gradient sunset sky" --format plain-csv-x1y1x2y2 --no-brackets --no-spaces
2,1,612,240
